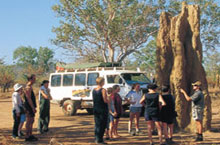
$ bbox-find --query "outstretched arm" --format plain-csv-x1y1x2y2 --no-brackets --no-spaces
180,88,192,101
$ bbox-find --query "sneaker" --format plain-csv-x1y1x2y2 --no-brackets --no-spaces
195,137,203,141
152,130,158,135
136,130,143,135
30,135,38,141
169,138,175,144
130,130,136,136
12,135,19,139
25,137,34,142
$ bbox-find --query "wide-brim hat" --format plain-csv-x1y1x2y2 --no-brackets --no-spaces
192,81,202,86
14,83,23,92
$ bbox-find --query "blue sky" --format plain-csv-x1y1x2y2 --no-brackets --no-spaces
0,0,73,64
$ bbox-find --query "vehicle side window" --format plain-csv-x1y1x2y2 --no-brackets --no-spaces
75,74,86,86
63,74,73,86
51,75,61,87
88,73,99,86
107,75,122,84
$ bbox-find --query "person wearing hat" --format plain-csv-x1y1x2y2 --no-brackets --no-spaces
38,80,52,134
180,81,204,141
12,83,23,139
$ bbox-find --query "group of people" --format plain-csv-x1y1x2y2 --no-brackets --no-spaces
92,77,205,145
12,74,52,142
11,74,204,144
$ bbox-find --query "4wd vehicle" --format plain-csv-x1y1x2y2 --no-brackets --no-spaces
49,62,151,116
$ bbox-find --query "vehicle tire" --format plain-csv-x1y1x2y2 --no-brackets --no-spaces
62,100,79,116
86,108,93,115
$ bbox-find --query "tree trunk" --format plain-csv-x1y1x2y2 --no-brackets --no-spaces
156,2,212,131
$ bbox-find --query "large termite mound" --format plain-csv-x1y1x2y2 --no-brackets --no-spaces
156,2,211,131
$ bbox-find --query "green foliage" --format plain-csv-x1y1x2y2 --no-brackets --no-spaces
52,0,158,62
13,46,55,73
204,50,220,80
133,39,156,75
13,46,38,66
0,61,15,92
37,47,55,72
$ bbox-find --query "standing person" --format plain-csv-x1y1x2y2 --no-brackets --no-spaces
126,83,143,135
12,83,23,139
107,87,117,139
18,93,26,137
24,74,38,141
180,81,204,141
93,77,109,144
140,84,166,145
160,85,176,144
112,85,123,138
38,80,52,134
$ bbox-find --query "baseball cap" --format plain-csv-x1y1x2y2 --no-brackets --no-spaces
192,81,202,86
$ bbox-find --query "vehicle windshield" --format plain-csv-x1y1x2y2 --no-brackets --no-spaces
121,73,151,85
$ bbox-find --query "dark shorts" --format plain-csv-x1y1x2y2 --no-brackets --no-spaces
130,107,142,113
161,117,174,124
114,113,121,119
26,110,35,118
145,111,160,121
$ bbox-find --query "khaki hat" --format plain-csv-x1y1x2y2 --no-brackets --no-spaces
192,81,202,86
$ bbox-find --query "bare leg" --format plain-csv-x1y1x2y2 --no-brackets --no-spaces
25,117,31,138
114,119,120,137
18,122,24,136
129,113,135,132
135,112,140,131
196,120,203,134
109,121,114,138
155,121,163,144
147,121,153,143
162,122,169,139
168,124,174,138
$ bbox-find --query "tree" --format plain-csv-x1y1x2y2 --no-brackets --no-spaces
52,0,219,63
0,60,15,92
133,39,156,75
37,47,55,72
52,0,158,62
13,46,38,66
204,50,220,88
13,46,55,73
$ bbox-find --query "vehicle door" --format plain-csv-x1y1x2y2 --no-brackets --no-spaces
72,73,87,100
49,74,63,101
86,72,99,100
62,73,74,99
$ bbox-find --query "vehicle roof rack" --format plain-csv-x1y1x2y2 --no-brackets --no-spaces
55,62,142,73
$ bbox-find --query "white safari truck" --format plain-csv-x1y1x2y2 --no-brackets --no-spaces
49,62,151,116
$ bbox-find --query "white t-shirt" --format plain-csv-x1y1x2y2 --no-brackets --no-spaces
126,90,143,107
12,92,22,113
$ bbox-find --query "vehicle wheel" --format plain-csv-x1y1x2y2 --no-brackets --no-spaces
62,100,79,116
86,108,93,115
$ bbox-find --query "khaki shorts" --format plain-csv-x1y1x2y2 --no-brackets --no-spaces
192,108,204,121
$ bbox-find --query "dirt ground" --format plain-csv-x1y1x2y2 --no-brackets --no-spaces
0,91,220,145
